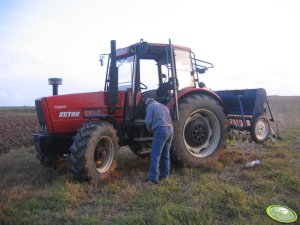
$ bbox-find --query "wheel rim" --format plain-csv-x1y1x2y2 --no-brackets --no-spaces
255,118,269,141
93,136,114,173
183,109,221,158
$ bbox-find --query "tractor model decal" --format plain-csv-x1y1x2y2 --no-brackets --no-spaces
58,111,80,118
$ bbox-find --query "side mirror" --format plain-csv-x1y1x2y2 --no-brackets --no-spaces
99,55,105,66
198,82,206,88
196,67,207,74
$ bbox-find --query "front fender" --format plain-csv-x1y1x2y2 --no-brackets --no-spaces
86,114,123,145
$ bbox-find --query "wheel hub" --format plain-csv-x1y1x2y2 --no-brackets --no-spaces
255,118,270,141
93,136,113,173
184,119,209,147
94,146,107,168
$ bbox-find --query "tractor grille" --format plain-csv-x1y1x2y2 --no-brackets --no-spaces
35,99,47,130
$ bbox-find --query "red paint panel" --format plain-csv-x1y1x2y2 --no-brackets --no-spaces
43,91,126,134
116,47,131,58
46,91,125,109
49,108,83,133
116,43,191,59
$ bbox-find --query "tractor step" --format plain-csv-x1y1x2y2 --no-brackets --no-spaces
133,137,153,142
136,149,151,155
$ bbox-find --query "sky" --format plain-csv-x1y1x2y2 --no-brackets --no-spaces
0,0,299,106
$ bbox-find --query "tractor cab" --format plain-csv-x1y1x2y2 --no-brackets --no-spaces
101,39,214,121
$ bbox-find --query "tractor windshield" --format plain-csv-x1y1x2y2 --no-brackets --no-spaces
174,49,194,89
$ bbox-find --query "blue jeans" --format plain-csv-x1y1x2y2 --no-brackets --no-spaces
148,127,173,182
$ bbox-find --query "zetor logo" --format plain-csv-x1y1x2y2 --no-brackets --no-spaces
58,111,80,118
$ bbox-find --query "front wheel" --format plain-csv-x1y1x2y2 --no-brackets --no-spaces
36,146,57,167
70,121,119,184
171,94,226,167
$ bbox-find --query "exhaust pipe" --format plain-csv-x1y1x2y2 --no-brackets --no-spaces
108,40,118,113
48,78,62,96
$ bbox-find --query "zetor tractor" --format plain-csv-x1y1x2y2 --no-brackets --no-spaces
33,39,269,184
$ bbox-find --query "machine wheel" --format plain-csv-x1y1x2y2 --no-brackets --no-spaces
70,121,119,184
36,147,57,167
171,94,226,167
250,116,270,143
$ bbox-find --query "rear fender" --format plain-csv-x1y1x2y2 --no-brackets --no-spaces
167,87,224,109
86,114,123,145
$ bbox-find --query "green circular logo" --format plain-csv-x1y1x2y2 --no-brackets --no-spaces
266,205,298,223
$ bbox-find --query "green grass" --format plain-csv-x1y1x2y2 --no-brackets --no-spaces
1,130,300,225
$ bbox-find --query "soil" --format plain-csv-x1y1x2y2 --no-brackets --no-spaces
0,107,38,153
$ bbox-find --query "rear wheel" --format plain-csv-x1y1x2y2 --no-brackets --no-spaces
70,121,119,184
172,94,226,167
250,116,270,143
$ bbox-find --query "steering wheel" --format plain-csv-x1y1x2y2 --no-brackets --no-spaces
140,82,148,90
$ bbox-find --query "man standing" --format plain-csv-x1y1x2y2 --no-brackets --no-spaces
144,98,174,184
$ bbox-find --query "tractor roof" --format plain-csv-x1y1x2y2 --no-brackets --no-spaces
116,42,191,59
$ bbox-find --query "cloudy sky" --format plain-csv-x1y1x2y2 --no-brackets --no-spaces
0,0,299,106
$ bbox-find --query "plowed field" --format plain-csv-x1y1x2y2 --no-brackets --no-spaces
0,107,38,153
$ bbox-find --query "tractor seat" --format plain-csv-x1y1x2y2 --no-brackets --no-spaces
156,77,178,103
156,82,170,99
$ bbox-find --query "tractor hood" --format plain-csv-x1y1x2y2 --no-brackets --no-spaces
44,91,111,110
35,91,126,134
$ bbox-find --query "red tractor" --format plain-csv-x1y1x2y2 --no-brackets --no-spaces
33,40,227,184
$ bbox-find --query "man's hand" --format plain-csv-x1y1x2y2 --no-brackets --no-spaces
147,126,152,133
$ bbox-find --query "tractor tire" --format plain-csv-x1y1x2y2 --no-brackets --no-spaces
36,146,56,167
171,94,226,167
70,121,119,184
250,116,270,143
